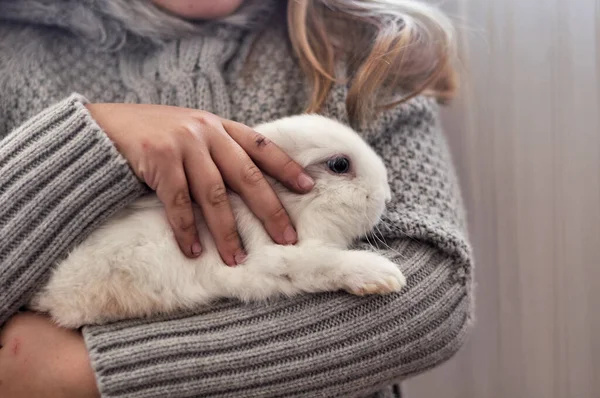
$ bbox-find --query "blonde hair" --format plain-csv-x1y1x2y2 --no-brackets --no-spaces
81,0,456,123
287,0,457,124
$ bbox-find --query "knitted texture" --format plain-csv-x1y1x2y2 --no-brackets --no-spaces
0,2,473,397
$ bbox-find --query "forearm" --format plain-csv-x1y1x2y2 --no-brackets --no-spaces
82,96,473,397
83,238,471,398
0,94,148,324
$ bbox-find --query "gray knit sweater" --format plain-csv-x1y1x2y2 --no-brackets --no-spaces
0,1,473,397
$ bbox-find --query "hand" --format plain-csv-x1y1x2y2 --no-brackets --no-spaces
86,104,315,266
0,312,99,398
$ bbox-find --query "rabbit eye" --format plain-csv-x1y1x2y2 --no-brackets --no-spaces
327,157,350,174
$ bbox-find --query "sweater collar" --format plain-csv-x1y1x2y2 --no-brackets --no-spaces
0,0,278,49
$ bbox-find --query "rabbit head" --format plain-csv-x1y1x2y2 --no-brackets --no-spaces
254,115,392,247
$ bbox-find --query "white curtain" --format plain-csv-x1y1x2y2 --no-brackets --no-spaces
406,1,600,397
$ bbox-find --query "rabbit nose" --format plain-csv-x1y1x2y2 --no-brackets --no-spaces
385,191,392,203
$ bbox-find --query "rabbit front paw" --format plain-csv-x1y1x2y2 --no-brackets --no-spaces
341,253,407,296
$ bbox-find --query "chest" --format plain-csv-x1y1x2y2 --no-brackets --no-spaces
0,24,309,132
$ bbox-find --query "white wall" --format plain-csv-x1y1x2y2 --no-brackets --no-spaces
406,0,600,397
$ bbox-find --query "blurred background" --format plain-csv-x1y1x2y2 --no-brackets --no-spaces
405,0,600,397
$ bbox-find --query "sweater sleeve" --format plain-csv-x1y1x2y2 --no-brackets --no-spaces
82,97,474,398
0,94,148,325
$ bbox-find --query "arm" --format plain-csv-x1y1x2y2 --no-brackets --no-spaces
83,97,473,398
0,94,148,325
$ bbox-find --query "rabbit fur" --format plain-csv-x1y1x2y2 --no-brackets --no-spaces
30,115,406,327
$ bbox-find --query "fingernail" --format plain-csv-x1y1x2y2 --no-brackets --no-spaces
297,173,315,191
225,257,237,267
191,241,202,256
234,252,247,265
283,225,297,244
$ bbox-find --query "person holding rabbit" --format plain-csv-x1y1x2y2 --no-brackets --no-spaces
0,1,473,397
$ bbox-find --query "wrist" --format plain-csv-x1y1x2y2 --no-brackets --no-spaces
84,103,121,148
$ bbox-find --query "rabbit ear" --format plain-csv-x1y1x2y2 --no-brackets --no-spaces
254,114,388,190
254,114,369,168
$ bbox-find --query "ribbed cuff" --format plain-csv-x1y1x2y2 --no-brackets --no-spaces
84,239,471,398
0,94,149,324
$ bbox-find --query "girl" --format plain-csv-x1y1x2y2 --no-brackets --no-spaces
0,0,472,396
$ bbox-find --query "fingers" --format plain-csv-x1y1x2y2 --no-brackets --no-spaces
206,126,298,246
222,119,315,193
183,145,245,266
154,161,202,259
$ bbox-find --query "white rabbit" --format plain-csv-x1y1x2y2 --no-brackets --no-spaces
30,115,406,327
